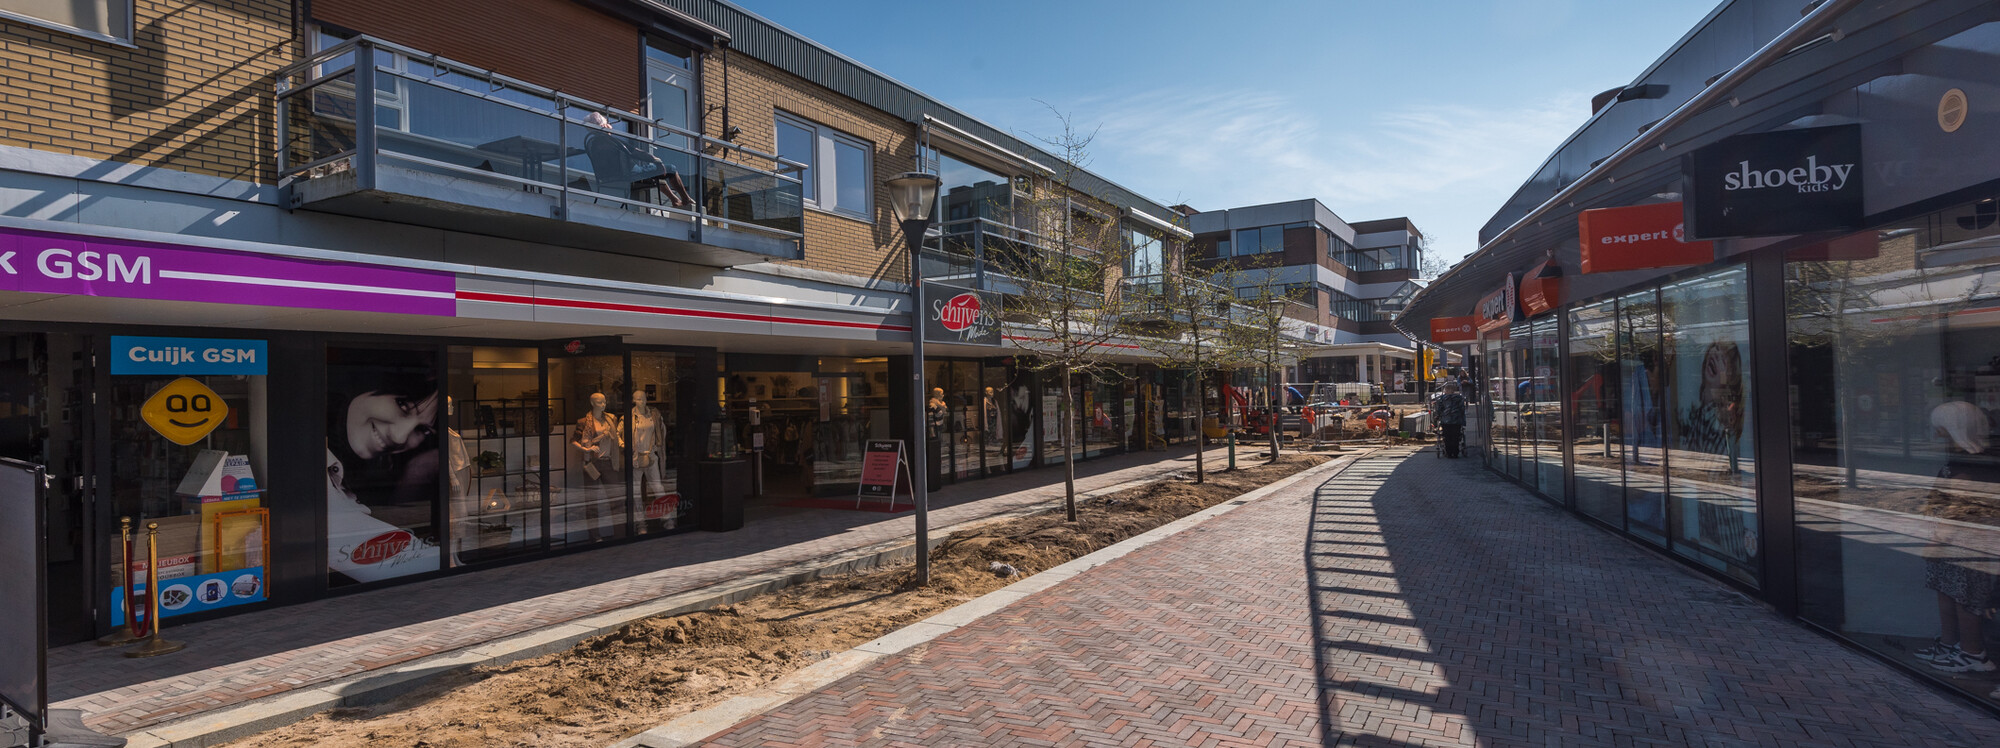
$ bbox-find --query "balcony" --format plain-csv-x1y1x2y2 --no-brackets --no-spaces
275,36,804,266
918,216,1075,294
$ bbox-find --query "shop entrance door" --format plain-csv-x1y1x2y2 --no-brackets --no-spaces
0,333,98,646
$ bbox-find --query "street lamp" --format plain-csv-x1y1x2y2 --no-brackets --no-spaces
1266,298,1285,459
886,171,941,586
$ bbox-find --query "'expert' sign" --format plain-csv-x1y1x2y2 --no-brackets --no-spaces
112,336,268,375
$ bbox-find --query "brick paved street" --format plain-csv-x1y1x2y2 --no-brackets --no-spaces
52,446,1231,737
705,450,2000,747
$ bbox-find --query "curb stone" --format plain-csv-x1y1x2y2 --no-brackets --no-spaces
608,450,1373,748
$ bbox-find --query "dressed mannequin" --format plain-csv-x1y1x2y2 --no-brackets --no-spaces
446,396,475,557
570,392,623,540
631,388,674,527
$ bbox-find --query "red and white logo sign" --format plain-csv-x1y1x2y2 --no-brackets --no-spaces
937,293,982,331
1430,316,1480,343
563,340,585,354
646,493,681,520
1577,202,1714,274
350,531,413,565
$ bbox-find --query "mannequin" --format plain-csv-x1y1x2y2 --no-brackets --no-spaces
631,388,674,527
446,396,475,557
570,392,623,540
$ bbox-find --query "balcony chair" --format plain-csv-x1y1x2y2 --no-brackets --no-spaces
582,132,693,209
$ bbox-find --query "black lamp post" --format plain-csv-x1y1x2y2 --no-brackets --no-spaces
886,170,940,585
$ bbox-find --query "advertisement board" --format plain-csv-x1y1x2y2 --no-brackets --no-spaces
1430,316,1480,344
1576,202,1714,274
858,440,904,498
1684,124,1864,239
922,284,1002,345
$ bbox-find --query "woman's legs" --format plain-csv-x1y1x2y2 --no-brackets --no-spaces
1940,591,1964,646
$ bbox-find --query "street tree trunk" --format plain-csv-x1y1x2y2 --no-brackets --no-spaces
1063,364,1078,521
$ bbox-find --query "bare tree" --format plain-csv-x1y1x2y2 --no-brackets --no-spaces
996,107,1143,521
1222,266,1306,460
1130,243,1251,483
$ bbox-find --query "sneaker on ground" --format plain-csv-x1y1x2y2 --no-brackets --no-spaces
1928,647,1998,673
1915,637,1953,659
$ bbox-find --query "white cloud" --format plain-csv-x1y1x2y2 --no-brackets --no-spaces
972,88,1590,264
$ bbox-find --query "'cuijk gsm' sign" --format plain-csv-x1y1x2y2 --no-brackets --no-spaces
1684,124,1864,240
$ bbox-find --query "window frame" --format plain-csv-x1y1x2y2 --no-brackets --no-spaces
0,0,135,46
775,111,874,220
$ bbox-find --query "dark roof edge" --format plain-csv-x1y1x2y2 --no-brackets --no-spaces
663,0,1181,224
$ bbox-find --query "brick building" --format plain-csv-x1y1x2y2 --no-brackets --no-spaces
1187,199,1431,390
0,0,1297,649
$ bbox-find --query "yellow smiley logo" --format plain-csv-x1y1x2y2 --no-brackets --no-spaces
141,377,229,445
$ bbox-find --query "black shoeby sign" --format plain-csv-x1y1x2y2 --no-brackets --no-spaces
1684,124,1863,240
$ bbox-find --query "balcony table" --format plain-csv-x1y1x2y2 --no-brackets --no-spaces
475,135,582,184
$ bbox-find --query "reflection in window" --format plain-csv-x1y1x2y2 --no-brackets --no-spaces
1789,199,2000,702
447,346,544,566
1661,267,1757,583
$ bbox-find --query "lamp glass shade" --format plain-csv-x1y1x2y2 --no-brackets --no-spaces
886,172,941,224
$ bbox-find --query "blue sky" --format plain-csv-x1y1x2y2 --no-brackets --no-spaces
733,0,1721,265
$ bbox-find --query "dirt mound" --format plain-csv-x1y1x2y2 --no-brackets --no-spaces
221,453,1332,748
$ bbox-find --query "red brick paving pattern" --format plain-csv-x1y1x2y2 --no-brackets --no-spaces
704,451,2000,747
51,446,1229,736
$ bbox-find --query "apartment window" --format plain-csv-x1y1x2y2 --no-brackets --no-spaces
1126,226,1164,277
1214,235,1231,258
1,0,131,43
1234,226,1283,256
776,112,873,220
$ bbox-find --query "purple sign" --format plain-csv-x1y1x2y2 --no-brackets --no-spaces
0,226,457,316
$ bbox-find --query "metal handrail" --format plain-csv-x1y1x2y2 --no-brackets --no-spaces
276,36,808,242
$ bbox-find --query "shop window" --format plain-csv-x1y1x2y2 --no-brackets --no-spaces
446,346,544,566
325,346,443,587
1530,318,1564,498
1568,300,1625,526
631,352,692,532
1660,267,1757,583
1788,199,2000,702
105,335,273,624
1619,288,1669,548
548,354,629,546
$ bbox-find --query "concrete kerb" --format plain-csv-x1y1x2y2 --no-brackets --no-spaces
611,449,1373,748
112,451,1229,748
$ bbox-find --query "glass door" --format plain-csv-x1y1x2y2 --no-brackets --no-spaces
0,334,96,645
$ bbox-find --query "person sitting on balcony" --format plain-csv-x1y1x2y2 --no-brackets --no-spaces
583,112,695,209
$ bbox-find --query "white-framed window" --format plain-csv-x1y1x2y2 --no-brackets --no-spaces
775,112,873,220
0,0,132,44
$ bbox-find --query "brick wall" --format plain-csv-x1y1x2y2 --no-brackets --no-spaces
313,0,640,110
700,52,915,282
0,0,293,183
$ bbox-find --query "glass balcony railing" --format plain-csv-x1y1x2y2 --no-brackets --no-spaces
275,36,804,241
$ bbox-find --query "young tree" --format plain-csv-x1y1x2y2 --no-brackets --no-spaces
1131,245,1249,483
994,108,1142,521
1223,266,1305,460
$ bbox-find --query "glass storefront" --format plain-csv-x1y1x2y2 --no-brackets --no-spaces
723,354,890,498
1789,197,2000,703
446,346,544,566
326,345,442,586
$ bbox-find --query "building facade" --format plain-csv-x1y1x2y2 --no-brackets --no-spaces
0,0,1279,647
1187,199,1429,390
1401,0,2000,711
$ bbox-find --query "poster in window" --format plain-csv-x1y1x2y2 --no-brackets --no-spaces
326,347,442,586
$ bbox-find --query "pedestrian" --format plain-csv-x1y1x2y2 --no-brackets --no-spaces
1431,380,1467,458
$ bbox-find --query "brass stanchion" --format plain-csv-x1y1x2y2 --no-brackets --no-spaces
125,522,184,658
95,516,141,646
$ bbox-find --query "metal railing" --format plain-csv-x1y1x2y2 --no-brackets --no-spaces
275,36,806,241
920,215,1070,290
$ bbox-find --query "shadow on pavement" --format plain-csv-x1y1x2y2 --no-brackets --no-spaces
1305,450,2000,747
